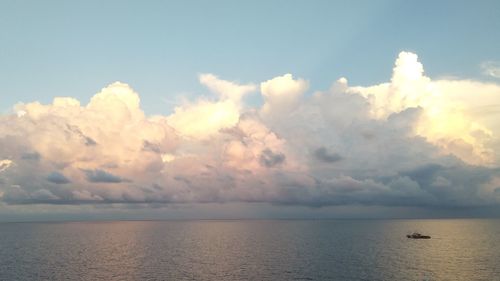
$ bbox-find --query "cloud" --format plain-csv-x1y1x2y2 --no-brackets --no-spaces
0,159,12,173
142,140,162,154
164,73,257,140
167,99,240,139
47,171,71,184
260,73,309,118
84,169,125,183
1,53,500,210
314,147,342,163
481,61,500,78
351,52,500,165
31,189,59,201
21,152,41,160
199,73,256,103
259,148,285,168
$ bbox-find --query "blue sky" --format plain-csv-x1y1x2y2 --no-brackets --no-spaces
1,0,499,114
1,1,500,220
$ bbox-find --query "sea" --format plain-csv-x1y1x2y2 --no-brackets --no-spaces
0,219,499,281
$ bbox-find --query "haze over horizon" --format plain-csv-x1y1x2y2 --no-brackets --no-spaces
1,0,500,221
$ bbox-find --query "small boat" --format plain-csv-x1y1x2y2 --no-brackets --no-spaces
406,232,431,239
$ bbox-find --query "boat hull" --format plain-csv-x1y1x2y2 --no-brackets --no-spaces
406,234,431,239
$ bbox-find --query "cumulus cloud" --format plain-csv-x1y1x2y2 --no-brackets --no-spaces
1,53,500,209
165,74,258,140
351,52,500,165
199,73,256,102
167,99,240,139
260,73,309,118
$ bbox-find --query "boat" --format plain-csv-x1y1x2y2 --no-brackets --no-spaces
406,232,431,239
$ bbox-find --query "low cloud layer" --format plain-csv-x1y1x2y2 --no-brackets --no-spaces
1,52,500,209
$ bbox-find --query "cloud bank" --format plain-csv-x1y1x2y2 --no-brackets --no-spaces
1,52,500,208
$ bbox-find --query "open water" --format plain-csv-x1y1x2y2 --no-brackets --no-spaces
0,219,499,281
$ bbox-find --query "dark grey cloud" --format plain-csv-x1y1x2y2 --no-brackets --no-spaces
399,163,443,186
259,149,285,167
83,169,125,183
314,147,342,163
47,171,71,184
265,164,499,208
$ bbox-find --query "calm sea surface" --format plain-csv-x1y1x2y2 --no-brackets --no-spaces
1,219,499,281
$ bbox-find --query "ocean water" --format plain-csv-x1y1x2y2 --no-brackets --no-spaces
0,219,499,281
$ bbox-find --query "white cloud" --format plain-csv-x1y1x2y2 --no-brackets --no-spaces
199,73,256,103
166,74,256,139
167,99,240,139
1,53,500,209
260,73,309,118
351,52,500,165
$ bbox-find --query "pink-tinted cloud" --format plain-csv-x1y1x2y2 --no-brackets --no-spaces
1,52,500,208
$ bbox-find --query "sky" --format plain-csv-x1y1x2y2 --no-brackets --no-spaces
1,0,500,221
